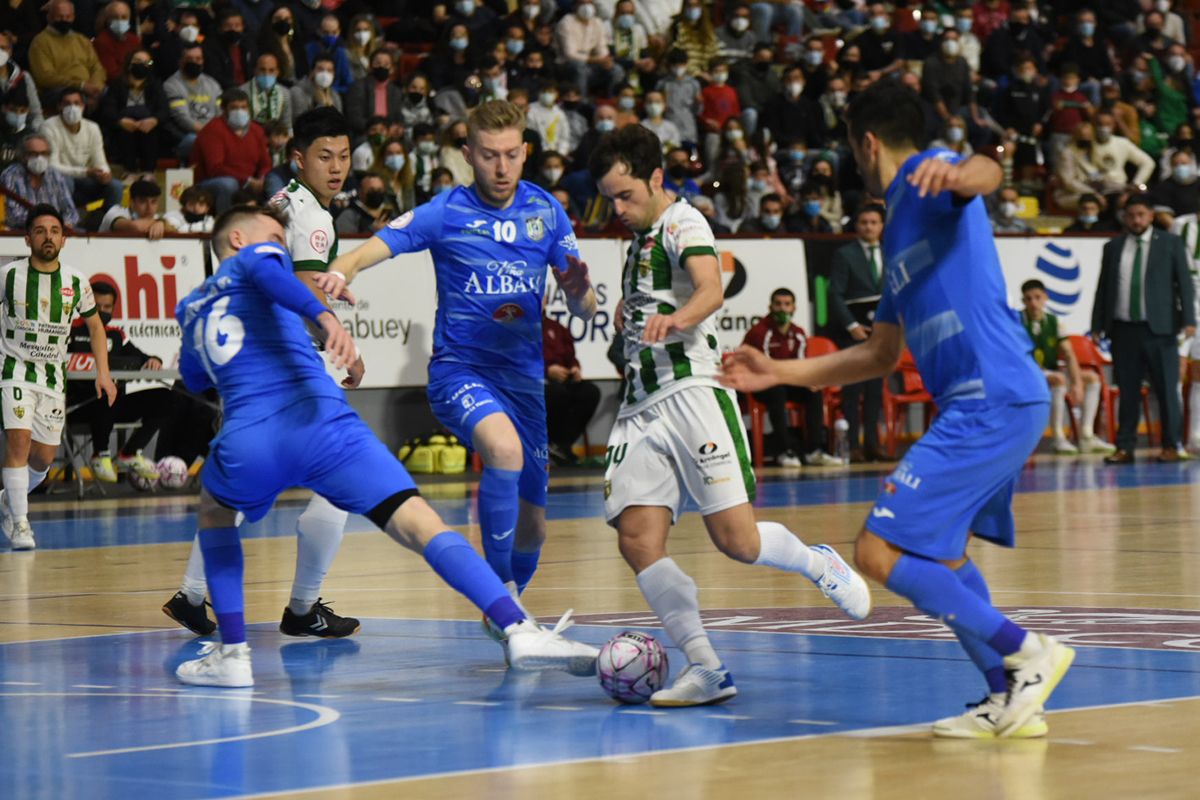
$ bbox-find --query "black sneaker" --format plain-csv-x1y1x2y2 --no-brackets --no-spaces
279,598,360,638
162,591,216,636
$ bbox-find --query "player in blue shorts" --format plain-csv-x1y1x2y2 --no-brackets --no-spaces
315,101,596,655
173,205,599,687
721,80,1075,739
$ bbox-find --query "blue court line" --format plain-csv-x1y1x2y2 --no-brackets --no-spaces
0,618,1197,799
6,459,1199,551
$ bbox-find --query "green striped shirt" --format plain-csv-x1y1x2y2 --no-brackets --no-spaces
0,259,96,392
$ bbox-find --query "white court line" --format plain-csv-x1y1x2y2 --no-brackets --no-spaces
0,692,340,758
1129,745,1181,754
1052,739,1095,746
789,719,838,726
141,687,185,693
704,714,752,721
453,700,501,707
374,696,421,703
0,681,39,686
72,684,113,689
616,709,666,716
536,705,583,712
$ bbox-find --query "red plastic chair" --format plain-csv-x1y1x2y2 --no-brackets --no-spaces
882,349,935,458
744,336,841,467
1067,335,1153,447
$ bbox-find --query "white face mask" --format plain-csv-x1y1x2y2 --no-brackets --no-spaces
596,118,615,132
543,167,563,183
110,19,130,36
314,70,334,89
1000,201,1019,218
787,81,804,98
179,25,199,43
524,4,540,18
576,3,595,20
540,92,557,108
354,30,371,46
725,128,744,142
762,213,781,230
712,71,728,85
0,50,10,69
1168,55,1187,74
26,155,47,175
684,7,701,23
1096,126,1113,142
942,39,961,57
61,104,83,125
731,17,749,32
946,126,964,143
672,65,687,78
645,101,663,118
1156,0,1171,12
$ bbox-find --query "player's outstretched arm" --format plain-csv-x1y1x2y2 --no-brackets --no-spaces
721,322,903,392
908,153,1003,199
553,254,597,320
642,254,724,344
319,236,394,291
84,312,118,405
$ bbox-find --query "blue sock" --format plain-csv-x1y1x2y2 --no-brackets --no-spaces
511,548,541,594
954,560,1008,694
886,553,1025,654
423,531,524,629
478,467,520,583
199,526,245,645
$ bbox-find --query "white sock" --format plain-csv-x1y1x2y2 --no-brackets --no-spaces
1050,384,1067,441
180,534,208,606
3,467,29,518
636,557,721,669
290,494,348,614
752,521,823,581
1082,381,1101,440
1189,383,1200,445
27,465,48,491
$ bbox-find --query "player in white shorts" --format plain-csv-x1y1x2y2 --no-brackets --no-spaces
588,125,871,707
1171,212,1200,451
0,204,117,550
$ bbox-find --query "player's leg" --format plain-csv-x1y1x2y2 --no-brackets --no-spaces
162,534,218,636
472,412,523,584
1078,371,1115,454
1144,332,1181,458
512,500,544,594
509,388,551,594
280,492,357,637
1045,371,1077,454
1189,356,1200,451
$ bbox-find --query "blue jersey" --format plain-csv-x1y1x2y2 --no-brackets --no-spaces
176,243,341,434
876,149,1049,408
374,182,579,392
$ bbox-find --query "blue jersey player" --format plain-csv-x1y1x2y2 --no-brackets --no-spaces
317,101,597,655
721,81,1074,739
173,205,598,687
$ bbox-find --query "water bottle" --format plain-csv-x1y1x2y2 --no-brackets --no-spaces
833,418,850,465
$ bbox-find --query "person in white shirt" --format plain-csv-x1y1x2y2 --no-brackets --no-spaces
526,81,574,156
555,0,624,96
640,90,681,151
953,7,982,74
42,87,122,218
162,185,215,233
1091,110,1155,196
99,178,173,239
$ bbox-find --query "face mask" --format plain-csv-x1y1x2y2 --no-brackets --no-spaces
754,60,771,73
418,140,438,155
541,92,558,107
127,61,150,81
51,20,71,34
1062,81,1080,93
256,74,277,91
385,153,406,171
61,104,83,125
98,310,113,325
1075,138,1092,148
1168,55,1187,73
829,91,847,107
615,95,634,110
504,39,524,56
543,167,563,183
1079,213,1098,225
354,30,372,46
672,65,687,78
713,71,729,85
956,17,972,33
272,20,292,37
406,91,426,105
183,209,207,223
227,108,250,129
1078,21,1095,37
483,76,501,93
180,24,200,43
457,0,475,15
771,310,791,324
301,0,320,9
577,4,595,20
1131,69,1148,83
322,34,340,48
290,158,300,173
805,50,823,67
524,4,540,18
789,149,806,163
1000,201,1019,218
1175,163,1196,182
1157,0,1171,11
748,178,766,192
787,81,803,98
731,17,749,32
1096,126,1113,142
803,200,822,216
4,111,24,129
919,19,937,35
596,118,616,132
370,132,387,146
942,39,961,57
0,50,8,69
373,66,391,82
725,128,743,142
684,7,701,23
667,163,688,180
761,213,782,230
110,19,130,36
364,189,386,207
870,15,888,32
221,29,242,45
947,126,964,143
1010,22,1027,36
314,70,334,89
450,37,469,51
453,136,468,149
26,155,47,175
1017,71,1035,84
182,62,203,79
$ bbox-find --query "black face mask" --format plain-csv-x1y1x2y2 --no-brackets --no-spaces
183,210,207,223
667,164,688,180
363,190,386,207
181,62,203,79
406,91,424,104
98,311,113,325
373,66,391,83
51,20,71,34
221,29,241,45
129,62,150,80
1009,22,1027,35
754,61,771,73
453,136,467,148
272,20,293,37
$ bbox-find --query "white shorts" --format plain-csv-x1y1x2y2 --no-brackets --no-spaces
603,385,755,526
1,384,66,445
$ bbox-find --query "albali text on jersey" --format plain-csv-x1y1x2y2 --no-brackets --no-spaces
0,258,96,392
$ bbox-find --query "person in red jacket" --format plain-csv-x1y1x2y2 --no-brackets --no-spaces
700,57,741,166
742,288,845,467
543,311,601,466
191,87,271,212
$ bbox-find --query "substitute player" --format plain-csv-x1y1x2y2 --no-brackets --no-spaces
722,81,1075,737
0,204,116,551
587,124,870,707
174,205,598,687
315,101,597,649
165,108,363,638
1170,211,1200,451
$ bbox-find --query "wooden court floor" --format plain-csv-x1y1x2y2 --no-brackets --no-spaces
2,457,1199,799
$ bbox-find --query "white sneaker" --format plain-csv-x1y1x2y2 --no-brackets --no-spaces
505,610,599,676
1052,438,1079,455
806,450,847,467
1081,436,1117,455
997,633,1075,737
777,450,803,468
649,664,737,707
90,454,118,483
176,641,254,687
10,518,34,551
809,544,871,620
480,580,529,666
933,693,1048,739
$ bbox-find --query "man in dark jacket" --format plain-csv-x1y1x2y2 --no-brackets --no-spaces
543,311,600,466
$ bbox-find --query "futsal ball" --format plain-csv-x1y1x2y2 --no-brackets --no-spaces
597,631,669,704
128,468,159,492
156,457,189,489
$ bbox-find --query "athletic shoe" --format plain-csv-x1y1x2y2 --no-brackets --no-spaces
809,544,871,620
117,450,158,480
480,580,529,666
805,450,847,467
777,450,803,468
649,664,737,707
279,598,360,638
505,610,599,676
10,518,34,551
1080,436,1117,455
997,633,1075,737
90,454,118,483
1052,438,1079,455
933,694,1048,739
162,591,217,636
176,641,253,687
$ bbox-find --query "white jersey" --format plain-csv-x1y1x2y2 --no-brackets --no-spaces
1172,214,1200,313
0,259,96,392
619,197,722,418
268,178,338,272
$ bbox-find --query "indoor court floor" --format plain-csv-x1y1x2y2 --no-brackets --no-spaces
2,454,1199,799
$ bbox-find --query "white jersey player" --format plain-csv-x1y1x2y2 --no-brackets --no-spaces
0,205,117,550
1171,213,1200,450
588,125,871,707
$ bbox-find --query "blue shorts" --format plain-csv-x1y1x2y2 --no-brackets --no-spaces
865,401,1048,561
202,397,417,523
426,362,549,507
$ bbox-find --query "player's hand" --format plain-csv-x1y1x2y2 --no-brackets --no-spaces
96,373,118,406
313,270,357,304
613,297,625,333
318,311,356,370
142,357,163,370
850,325,870,342
642,313,683,344
342,356,365,389
908,156,966,198
546,364,570,383
719,346,780,393
554,254,592,298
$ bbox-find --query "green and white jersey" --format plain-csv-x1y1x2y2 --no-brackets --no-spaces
0,259,96,392
1172,213,1200,319
619,197,722,418
268,179,338,272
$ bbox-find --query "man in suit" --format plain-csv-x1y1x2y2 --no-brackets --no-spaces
828,204,886,462
1091,194,1196,463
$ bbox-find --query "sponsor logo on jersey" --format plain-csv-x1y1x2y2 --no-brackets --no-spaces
698,441,719,455
389,211,414,229
310,229,329,255
13,406,23,419
871,507,896,519
559,232,578,252
61,287,75,298
525,215,545,242
891,464,922,490
703,475,731,485
466,219,488,229
464,262,543,296
492,303,525,323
